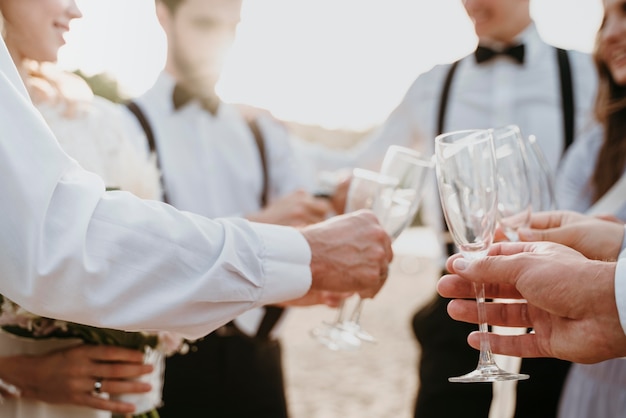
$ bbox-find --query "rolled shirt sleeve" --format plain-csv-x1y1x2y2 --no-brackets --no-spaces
0,40,311,340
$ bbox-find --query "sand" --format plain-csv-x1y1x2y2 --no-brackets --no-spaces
281,227,441,418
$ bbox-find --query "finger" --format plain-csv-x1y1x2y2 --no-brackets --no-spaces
76,392,138,414
86,377,152,396
86,345,146,363
447,242,542,288
467,331,545,358
526,210,583,230
91,361,154,380
437,275,522,299
447,299,531,327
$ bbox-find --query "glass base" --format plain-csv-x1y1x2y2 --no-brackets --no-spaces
449,364,530,383
338,321,377,343
310,323,361,351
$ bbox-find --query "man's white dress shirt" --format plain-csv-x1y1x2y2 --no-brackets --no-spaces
0,38,311,340
294,23,598,250
126,72,306,336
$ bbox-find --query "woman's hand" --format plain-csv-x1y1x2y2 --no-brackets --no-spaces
0,344,153,414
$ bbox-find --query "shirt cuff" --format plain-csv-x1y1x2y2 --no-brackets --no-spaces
615,257,626,335
253,223,312,306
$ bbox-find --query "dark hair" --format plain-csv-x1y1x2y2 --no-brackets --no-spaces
156,0,184,13
590,30,626,202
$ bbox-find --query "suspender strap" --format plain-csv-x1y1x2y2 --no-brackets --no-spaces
125,101,170,204
244,118,285,337
556,48,575,152
246,118,270,207
436,60,461,136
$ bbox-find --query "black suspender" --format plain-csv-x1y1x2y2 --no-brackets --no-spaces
246,117,270,207
436,60,461,137
125,101,270,206
556,48,575,151
126,101,170,203
436,47,575,153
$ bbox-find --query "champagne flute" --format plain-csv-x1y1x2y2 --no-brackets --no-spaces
525,134,557,211
491,125,532,241
310,168,399,351
339,146,433,344
435,129,529,383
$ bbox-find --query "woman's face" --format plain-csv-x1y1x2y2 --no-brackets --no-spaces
0,0,82,63
600,0,626,85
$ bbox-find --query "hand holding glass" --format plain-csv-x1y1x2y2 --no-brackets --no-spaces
340,146,433,343
435,129,529,382
310,168,398,350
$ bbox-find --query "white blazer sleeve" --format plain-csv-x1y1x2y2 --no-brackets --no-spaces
0,41,311,340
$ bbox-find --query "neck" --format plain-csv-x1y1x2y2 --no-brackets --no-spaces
166,67,218,101
4,43,29,84
479,20,531,46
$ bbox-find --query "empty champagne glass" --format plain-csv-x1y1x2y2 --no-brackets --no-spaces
339,146,433,344
435,129,529,383
310,168,398,351
491,125,532,241
525,134,557,211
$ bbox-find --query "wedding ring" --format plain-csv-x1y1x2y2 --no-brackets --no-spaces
93,378,103,394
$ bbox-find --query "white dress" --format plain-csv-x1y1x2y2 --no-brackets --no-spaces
0,93,161,418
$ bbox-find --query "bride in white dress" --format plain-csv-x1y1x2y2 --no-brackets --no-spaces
0,1,172,417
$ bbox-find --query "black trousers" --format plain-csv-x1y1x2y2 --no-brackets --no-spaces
412,292,570,418
158,329,288,418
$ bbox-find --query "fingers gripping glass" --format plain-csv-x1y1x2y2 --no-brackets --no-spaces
310,168,399,351
311,147,433,350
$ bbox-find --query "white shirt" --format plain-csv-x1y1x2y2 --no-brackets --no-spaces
0,39,311,340
556,125,626,219
294,23,598,253
125,72,305,336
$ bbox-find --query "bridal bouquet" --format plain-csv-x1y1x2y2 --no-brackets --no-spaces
0,294,188,418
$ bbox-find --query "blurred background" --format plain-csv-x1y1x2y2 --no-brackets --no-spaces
61,0,602,134
54,1,604,416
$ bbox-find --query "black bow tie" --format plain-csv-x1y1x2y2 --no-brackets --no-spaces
474,43,525,65
172,84,220,114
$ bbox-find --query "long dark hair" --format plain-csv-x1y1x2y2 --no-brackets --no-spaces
591,31,626,202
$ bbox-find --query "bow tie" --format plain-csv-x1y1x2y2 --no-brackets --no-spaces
172,83,220,114
474,43,525,65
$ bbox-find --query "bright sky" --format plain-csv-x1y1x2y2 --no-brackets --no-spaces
59,0,604,130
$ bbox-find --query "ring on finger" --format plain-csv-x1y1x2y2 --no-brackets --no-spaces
93,378,103,395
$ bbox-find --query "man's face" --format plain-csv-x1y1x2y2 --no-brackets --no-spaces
462,0,529,44
163,0,242,90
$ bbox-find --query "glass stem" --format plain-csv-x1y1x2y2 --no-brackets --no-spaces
474,283,496,367
333,299,347,324
348,297,365,324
